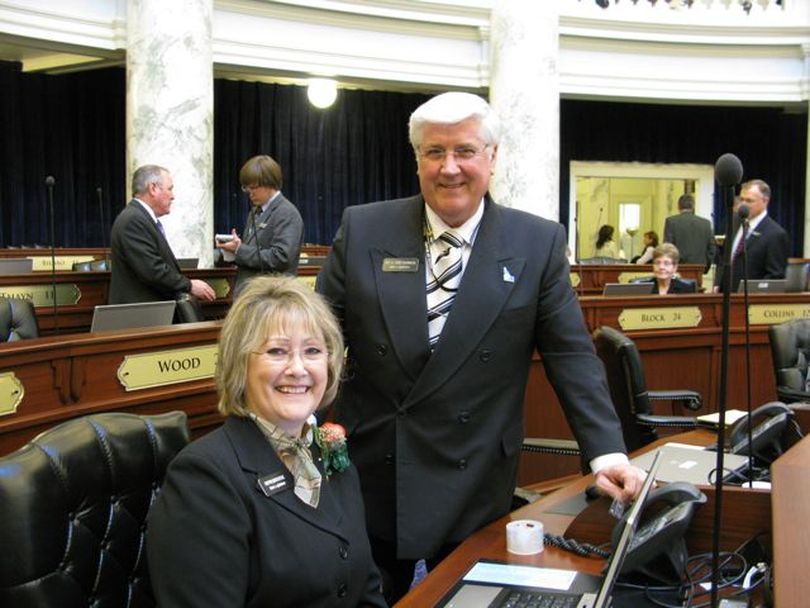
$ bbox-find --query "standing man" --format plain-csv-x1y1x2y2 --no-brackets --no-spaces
663,194,716,272
109,165,215,305
719,179,789,292
316,92,644,602
216,154,304,294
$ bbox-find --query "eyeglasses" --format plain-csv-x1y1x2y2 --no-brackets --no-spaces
241,184,262,193
653,259,675,267
418,145,490,164
253,345,328,366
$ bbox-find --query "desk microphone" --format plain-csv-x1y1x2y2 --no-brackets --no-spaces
736,203,755,488
711,151,743,608
45,175,59,334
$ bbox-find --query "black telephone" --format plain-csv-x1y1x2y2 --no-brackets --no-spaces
728,401,793,462
610,482,707,583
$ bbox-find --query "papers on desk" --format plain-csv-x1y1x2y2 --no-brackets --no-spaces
463,561,576,591
696,409,748,428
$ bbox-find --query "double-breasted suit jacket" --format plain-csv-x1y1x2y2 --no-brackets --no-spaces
146,416,386,608
316,195,626,560
233,194,304,293
109,200,190,304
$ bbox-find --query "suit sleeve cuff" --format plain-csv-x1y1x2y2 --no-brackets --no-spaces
589,452,629,474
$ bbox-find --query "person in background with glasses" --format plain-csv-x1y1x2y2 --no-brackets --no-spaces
216,154,304,295
316,92,645,603
109,164,215,306
635,243,697,294
147,276,387,608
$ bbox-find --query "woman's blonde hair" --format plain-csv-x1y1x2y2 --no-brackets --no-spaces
216,276,343,417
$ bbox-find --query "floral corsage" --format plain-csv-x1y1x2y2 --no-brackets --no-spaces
315,422,351,477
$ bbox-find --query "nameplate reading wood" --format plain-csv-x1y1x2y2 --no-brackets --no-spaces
203,278,230,299
569,272,581,287
618,307,702,331
29,255,95,272
748,304,810,325
117,344,218,391
618,272,652,284
0,284,81,307
0,372,24,417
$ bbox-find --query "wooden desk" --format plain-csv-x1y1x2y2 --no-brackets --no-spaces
397,430,772,607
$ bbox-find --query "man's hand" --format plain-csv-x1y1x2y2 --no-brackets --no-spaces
593,463,647,503
190,279,216,302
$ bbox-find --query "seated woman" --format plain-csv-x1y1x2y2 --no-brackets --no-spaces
147,276,386,607
593,224,624,260
634,230,659,265
640,243,697,295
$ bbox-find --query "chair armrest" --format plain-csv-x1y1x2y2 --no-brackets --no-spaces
776,386,810,404
521,437,581,457
648,389,703,411
636,413,698,429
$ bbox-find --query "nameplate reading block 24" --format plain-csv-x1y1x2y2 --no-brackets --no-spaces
569,272,581,288
0,372,24,417
618,307,702,331
117,345,218,391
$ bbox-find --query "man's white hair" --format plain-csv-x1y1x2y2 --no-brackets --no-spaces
408,92,500,151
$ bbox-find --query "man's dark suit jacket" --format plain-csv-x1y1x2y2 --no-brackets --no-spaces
233,194,304,293
146,416,386,608
663,211,716,271
109,200,190,304
316,194,626,560
718,214,789,292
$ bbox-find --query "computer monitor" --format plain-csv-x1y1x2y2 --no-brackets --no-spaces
736,279,787,294
602,282,653,297
0,258,34,275
176,258,199,269
90,301,176,332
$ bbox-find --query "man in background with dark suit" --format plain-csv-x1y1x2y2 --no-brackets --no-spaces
663,193,716,272
719,179,789,292
109,165,215,304
316,92,645,603
216,154,304,295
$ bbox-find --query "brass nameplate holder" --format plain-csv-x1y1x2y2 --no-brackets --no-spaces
297,276,317,290
204,278,230,299
569,272,581,288
0,284,81,307
29,255,95,272
619,307,702,331
618,272,652,284
117,344,218,391
0,372,24,417
748,304,810,325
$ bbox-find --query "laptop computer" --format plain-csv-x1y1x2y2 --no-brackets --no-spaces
0,258,34,275
437,452,663,608
90,300,177,332
602,282,653,297
736,279,787,293
630,443,749,486
176,257,199,269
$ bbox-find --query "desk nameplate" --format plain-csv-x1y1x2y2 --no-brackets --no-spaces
618,306,702,331
203,278,230,299
0,284,81,307
29,255,95,272
618,272,652,284
569,272,581,288
0,372,24,417
117,344,218,391
748,304,810,325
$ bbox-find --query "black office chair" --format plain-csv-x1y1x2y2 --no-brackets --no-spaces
577,256,626,265
0,411,189,608
72,261,93,272
768,319,810,403
91,259,110,271
175,294,204,323
594,326,701,451
0,297,39,341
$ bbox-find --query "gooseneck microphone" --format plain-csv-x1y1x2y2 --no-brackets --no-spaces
711,152,743,608
45,176,58,334
736,202,755,494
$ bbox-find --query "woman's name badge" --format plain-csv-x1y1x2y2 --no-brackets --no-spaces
382,258,419,272
257,472,288,497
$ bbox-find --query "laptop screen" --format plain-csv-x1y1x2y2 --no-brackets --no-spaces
602,282,653,297
90,301,176,332
736,279,787,293
0,258,34,275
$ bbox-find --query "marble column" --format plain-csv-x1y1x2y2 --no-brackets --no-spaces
127,0,213,266
488,2,559,221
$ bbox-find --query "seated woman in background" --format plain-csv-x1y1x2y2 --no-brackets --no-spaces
147,276,386,608
593,224,623,259
642,243,697,294
634,230,659,264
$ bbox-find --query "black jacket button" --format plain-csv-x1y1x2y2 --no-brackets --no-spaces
457,459,467,470
385,453,394,465
339,545,349,559
337,583,348,597
375,344,388,356
457,411,470,423
479,349,492,362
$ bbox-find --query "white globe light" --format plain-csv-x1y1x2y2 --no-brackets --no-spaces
307,78,338,109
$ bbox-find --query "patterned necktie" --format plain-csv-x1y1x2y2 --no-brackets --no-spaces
427,230,464,348
155,220,165,237
732,231,746,261
251,415,322,508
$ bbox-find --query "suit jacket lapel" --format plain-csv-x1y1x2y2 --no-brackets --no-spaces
130,200,182,273
371,196,430,381
403,197,524,409
224,417,347,541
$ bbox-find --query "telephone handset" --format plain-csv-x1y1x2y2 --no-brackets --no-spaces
728,401,793,460
610,482,707,583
